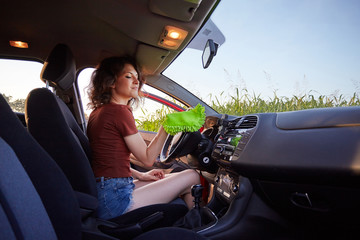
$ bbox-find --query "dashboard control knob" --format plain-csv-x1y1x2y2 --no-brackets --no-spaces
220,146,225,153
202,157,210,164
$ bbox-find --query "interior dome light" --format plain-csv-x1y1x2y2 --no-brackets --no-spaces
163,40,177,47
158,26,188,50
168,31,180,40
9,41,29,49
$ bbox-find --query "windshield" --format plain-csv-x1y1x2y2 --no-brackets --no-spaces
164,0,360,114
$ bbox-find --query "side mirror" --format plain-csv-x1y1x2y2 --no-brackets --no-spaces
202,39,218,69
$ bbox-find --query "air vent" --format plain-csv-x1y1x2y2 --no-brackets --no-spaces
235,116,258,129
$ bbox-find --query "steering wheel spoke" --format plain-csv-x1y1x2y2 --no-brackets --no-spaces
160,131,202,163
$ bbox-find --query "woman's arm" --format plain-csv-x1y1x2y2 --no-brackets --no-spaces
124,126,168,167
130,168,143,179
130,168,165,181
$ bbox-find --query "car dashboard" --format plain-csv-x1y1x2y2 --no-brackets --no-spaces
203,106,360,238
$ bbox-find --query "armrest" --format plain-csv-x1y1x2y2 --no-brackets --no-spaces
99,211,164,240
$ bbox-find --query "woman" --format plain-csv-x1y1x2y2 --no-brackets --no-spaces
87,56,200,220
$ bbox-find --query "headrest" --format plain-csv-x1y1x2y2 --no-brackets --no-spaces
40,44,76,91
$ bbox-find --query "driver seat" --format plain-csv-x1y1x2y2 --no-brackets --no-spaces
25,44,188,234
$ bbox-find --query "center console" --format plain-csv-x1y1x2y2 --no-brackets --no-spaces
211,115,258,202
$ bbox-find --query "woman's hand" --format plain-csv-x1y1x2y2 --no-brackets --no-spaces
138,169,165,181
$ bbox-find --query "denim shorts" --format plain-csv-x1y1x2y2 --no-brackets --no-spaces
96,177,135,220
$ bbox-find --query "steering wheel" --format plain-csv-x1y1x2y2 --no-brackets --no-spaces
160,131,202,163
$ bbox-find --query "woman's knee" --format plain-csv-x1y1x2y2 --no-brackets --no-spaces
182,169,200,185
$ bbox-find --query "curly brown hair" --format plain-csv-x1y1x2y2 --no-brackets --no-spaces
87,56,144,110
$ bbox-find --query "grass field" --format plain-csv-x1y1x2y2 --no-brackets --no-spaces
136,88,360,131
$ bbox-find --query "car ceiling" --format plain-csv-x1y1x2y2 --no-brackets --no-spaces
1,0,218,75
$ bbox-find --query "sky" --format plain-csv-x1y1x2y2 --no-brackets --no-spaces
164,0,360,102
1,0,360,105
0,59,44,100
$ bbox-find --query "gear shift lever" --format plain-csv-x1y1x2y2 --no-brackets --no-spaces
174,184,215,229
191,184,204,210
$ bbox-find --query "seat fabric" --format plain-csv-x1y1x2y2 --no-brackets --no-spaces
26,43,96,197
26,87,97,197
40,43,76,91
0,137,57,240
0,94,82,240
133,227,208,240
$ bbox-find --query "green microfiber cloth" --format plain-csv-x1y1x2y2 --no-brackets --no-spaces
162,104,206,136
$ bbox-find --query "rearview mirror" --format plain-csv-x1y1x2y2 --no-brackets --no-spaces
202,39,218,69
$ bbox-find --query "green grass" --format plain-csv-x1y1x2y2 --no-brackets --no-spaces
135,104,176,132
208,88,360,116
136,88,360,131
1,93,26,113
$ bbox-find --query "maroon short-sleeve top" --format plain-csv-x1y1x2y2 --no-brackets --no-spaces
87,103,138,178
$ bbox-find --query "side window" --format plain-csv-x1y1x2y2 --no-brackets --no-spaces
133,85,186,132
0,59,44,113
77,68,186,131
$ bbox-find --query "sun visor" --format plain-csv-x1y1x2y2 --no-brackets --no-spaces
136,44,170,75
148,0,202,22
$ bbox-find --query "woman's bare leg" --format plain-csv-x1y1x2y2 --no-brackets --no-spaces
133,172,174,189
133,179,154,189
128,169,200,211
